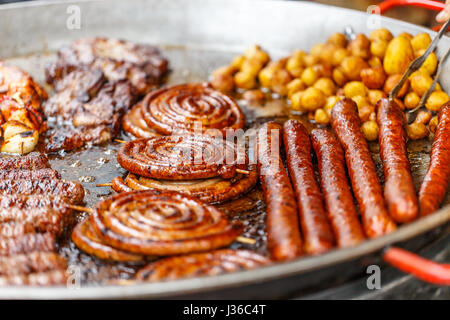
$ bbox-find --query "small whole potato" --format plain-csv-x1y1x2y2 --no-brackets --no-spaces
303,54,320,67
234,71,256,90
429,116,438,134
394,98,406,111
399,32,413,41
361,121,379,141
407,122,429,140
411,33,431,53
367,89,386,106
319,43,338,63
314,108,330,125
348,34,371,59
241,59,264,76
415,50,438,75
414,110,432,125
313,77,336,96
341,56,369,81
290,91,305,112
286,55,304,78
368,56,382,68
361,66,386,90
313,63,333,79
300,87,326,111
404,91,420,110
410,72,433,96
352,95,373,121
287,78,305,99
242,89,266,104
344,81,367,98
383,36,414,75
244,45,270,65
425,91,450,112
324,95,341,115
369,28,393,42
211,66,235,92
271,69,292,96
311,43,325,58
301,67,319,86
370,40,388,58
383,74,409,97
230,55,245,70
332,67,348,87
332,47,350,66
258,61,282,87
327,32,348,47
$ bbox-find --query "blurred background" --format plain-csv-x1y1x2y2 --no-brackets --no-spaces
0,0,443,28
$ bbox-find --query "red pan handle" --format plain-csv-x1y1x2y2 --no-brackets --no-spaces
384,247,450,285
378,0,445,31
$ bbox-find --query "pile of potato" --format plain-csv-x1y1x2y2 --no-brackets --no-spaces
211,28,449,141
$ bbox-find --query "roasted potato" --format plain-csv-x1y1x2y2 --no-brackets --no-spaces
290,91,305,112
344,81,367,98
287,78,305,99
352,95,373,122
244,45,270,65
258,61,282,88
361,120,379,141
415,49,438,75
327,32,348,47
211,66,235,92
348,34,371,59
314,108,330,125
369,28,393,42
286,55,304,78
300,87,326,111
415,110,432,125
407,122,429,140
429,115,438,134
324,95,340,115
303,54,320,67
404,91,420,110
410,72,433,96
425,91,450,112
341,56,369,81
271,69,292,96
332,67,348,86
370,40,388,58
361,66,386,90
314,77,336,96
367,89,386,106
383,74,409,98
331,47,350,66
383,36,414,75
234,71,256,90
411,33,431,53
242,89,265,104
301,67,319,86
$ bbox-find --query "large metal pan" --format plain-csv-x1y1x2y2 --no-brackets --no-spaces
0,0,449,299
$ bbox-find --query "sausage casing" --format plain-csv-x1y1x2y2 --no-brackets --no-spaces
257,121,303,261
283,120,334,254
419,102,450,216
310,129,365,247
377,98,418,223
331,98,396,237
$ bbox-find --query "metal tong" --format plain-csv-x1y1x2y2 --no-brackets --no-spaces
389,19,450,122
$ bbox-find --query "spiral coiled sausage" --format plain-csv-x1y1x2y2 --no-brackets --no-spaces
117,136,247,180
136,249,271,281
111,165,257,204
90,190,243,256
133,83,245,136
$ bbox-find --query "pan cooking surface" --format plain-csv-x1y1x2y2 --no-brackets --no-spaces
5,45,448,286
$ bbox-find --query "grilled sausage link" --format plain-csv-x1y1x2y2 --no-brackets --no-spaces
283,120,334,254
377,99,418,223
0,179,84,204
0,152,50,170
419,102,450,216
310,129,366,247
257,121,303,261
331,98,396,237
0,195,71,211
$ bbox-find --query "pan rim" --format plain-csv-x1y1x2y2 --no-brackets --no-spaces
0,0,449,299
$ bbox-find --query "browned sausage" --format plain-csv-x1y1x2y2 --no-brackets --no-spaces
257,121,303,261
331,98,396,237
283,120,334,254
377,98,418,223
310,129,366,247
419,102,450,216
